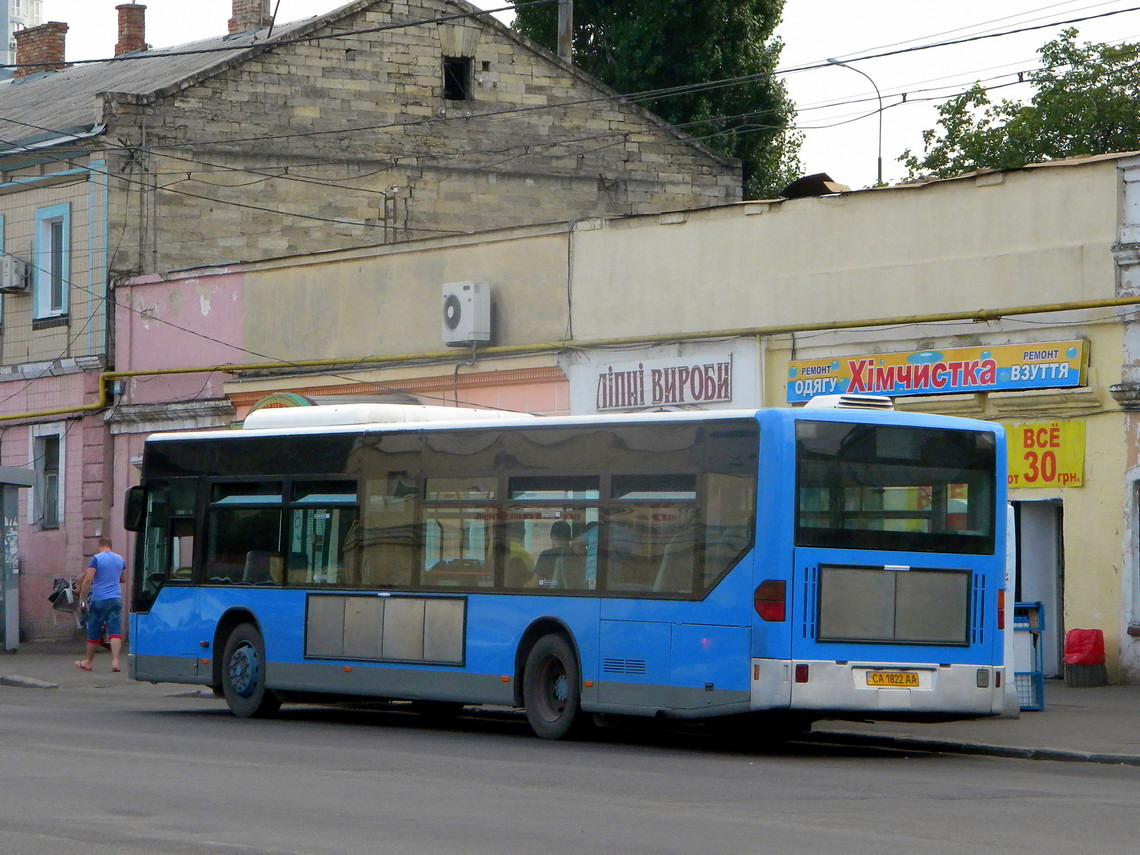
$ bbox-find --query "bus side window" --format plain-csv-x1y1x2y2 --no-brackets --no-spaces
205,507,283,584
288,506,357,585
421,506,493,589
170,517,195,580
357,475,418,589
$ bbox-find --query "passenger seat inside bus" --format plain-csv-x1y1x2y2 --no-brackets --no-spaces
653,534,697,593
242,550,283,585
286,552,309,585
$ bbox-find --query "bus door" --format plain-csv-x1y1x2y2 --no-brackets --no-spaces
131,484,205,682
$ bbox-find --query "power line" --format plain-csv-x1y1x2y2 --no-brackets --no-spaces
1,0,558,72
7,2,1132,179
822,0,1127,61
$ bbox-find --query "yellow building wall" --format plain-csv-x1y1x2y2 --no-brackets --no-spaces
239,226,571,360
569,164,1119,341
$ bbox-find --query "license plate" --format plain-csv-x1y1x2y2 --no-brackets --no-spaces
866,670,919,688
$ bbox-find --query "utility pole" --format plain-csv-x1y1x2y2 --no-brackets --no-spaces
558,0,573,63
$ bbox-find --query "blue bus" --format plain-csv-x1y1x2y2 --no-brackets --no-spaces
126,399,1007,739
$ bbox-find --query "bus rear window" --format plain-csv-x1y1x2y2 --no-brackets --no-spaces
795,421,996,555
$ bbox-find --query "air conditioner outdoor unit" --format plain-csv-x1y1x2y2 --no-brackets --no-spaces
0,255,29,293
441,281,492,346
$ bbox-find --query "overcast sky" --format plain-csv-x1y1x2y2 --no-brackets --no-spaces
40,0,1140,191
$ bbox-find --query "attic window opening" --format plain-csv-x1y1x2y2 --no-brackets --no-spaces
443,56,473,101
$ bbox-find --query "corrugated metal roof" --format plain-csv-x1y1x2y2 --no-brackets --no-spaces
0,0,736,168
0,7,341,152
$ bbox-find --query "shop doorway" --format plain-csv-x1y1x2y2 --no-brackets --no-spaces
1012,500,1064,676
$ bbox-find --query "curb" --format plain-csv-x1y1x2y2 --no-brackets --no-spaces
808,729,1140,767
0,674,59,689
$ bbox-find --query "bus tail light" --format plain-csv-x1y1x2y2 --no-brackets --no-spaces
754,580,786,622
997,589,1005,631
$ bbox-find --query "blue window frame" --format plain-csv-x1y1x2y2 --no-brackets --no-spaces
34,202,70,318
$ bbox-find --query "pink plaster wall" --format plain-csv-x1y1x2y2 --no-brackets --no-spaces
456,379,569,415
117,268,249,405
0,371,112,641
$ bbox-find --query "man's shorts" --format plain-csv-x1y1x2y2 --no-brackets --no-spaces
86,598,122,643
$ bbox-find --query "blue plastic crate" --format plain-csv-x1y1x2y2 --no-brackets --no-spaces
1014,670,1044,711
1013,602,1045,711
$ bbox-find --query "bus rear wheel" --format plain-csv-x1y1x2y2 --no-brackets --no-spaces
523,634,584,740
221,623,281,718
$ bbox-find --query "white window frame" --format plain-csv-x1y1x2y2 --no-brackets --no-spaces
29,422,64,529
33,202,70,319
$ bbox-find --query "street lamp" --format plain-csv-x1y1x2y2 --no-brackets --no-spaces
827,58,883,186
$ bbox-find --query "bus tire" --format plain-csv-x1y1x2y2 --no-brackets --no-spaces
221,623,281,718
523,634,584,740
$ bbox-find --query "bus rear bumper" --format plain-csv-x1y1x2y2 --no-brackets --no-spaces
750,658,1005,718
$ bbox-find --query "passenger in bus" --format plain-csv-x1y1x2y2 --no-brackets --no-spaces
500,525,537,588
533,521,572,586
554,521,594,589
580,520,641,591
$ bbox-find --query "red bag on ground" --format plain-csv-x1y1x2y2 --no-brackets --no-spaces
1063,628,1105,666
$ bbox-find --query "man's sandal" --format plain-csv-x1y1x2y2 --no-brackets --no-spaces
73,660,92,671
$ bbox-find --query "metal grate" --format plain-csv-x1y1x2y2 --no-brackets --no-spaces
971,574,986,645
802,565,818,639
602,659,647,675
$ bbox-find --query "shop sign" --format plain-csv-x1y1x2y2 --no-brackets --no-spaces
1006,421,1085,488
786,341,1086,403
563,341,760,414
595,355,733,411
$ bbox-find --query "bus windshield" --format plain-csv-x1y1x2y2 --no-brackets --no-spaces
795,420,996,555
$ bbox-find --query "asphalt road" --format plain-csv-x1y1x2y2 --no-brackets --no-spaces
1,685,1137,855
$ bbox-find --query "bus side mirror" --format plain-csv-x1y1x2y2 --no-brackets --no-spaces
124,486,147,532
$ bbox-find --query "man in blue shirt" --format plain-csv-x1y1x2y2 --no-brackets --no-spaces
75,537,126,673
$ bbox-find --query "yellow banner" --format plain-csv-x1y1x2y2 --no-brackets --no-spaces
1006,421,1085,488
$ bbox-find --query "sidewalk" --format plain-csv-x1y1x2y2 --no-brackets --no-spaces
4,645,1139,763
805,681,1140,765
0,642,188,698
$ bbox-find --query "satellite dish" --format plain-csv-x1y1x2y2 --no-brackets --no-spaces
443,292,462,331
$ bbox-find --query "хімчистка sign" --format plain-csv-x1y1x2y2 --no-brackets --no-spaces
786,341,1086,403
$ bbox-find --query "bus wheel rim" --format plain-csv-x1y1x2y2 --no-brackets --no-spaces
546,659,567,715
228,642,260,698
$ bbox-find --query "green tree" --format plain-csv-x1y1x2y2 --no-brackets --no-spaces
903,29,1140,179
511,0,802,199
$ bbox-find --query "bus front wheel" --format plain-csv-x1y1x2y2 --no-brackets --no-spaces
523,634,584,740
221,623,281,718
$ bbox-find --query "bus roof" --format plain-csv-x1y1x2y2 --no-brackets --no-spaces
143,403,1002,445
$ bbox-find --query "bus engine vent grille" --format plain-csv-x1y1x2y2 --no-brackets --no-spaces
971,574,986,645
603,658,648,675
802,565,818,639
